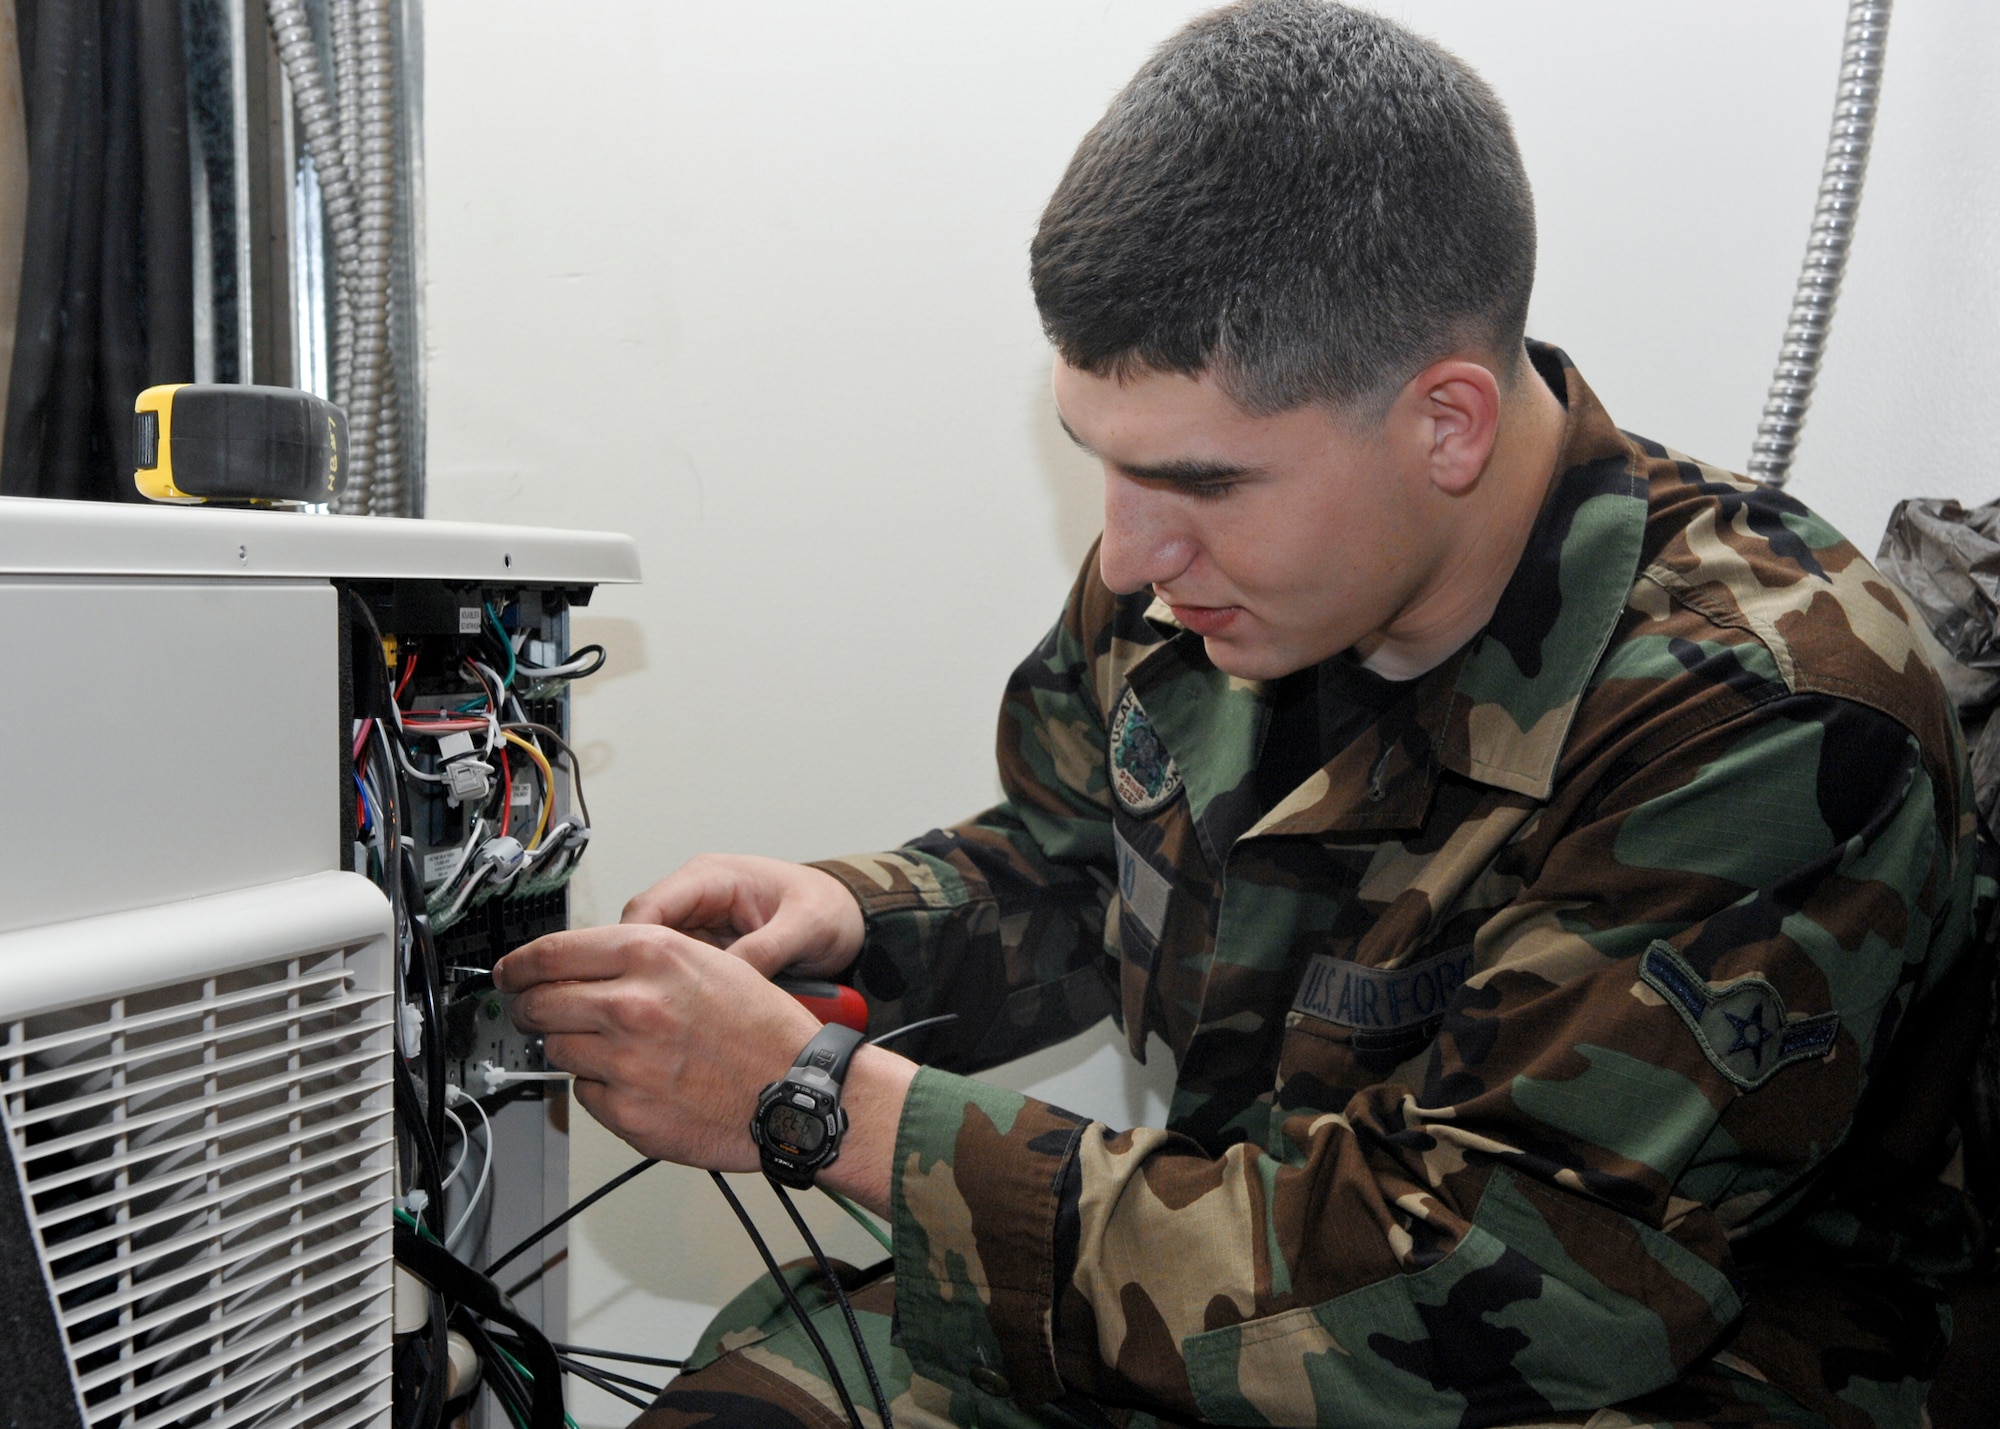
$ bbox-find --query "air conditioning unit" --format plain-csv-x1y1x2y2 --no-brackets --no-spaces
0,496,639,1427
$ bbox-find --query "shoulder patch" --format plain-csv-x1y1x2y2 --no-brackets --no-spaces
1638,942,1840,1091
1108,687,1184,815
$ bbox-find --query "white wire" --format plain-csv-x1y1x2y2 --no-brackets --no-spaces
447,1087,494,1250
440,1106,471,1194
516,653,600,680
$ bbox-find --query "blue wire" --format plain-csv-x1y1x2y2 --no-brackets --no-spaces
353,768,374,833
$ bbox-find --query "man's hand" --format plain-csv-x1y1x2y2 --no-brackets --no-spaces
494,923,913,1213
620,855,866,981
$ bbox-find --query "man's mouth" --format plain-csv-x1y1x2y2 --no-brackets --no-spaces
1167,603,1240,636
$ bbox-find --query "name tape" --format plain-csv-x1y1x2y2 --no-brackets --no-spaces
1292,944,1473,1031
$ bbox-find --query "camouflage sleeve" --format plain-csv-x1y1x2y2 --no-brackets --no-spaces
810,562,1123,1073
887,694,1967,1426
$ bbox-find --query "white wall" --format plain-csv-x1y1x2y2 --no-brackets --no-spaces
422,4,2000,1423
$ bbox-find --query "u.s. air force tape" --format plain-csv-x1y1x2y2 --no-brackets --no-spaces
1291,944,1474,1031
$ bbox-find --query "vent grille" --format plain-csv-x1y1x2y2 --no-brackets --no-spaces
2,945,395,1427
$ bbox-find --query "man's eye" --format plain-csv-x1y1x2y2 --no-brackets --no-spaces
1185,481,1235,500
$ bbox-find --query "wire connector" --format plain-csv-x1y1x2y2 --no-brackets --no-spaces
434,730,493,809
476,1059,572,1098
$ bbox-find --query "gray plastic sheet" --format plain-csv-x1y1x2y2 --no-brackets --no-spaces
1879,498,2000,831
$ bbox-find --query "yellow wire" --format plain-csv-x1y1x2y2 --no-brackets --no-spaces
503,731,554,850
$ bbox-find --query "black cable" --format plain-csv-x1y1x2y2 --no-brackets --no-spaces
400,839,449,1173
711,1171,865,1429
489,1334,670,1413
560,1359,662,1397
483,1157,659,1278
558,1358,652,1410
393,1055,447,1240
456,1311,533,1429
768,1179,894,1429
518,644,605,681
501,721,590,826
398,1226,565,1429
548,1341,683,1370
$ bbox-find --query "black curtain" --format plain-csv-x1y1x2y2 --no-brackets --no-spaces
0,0,192,500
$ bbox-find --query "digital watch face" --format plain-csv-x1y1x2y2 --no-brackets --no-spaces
764,1101,827,1156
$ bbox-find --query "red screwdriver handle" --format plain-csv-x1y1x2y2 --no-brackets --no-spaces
773,976,869,1034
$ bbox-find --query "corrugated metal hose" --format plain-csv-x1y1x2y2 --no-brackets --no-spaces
265,0,407,516
1749,0,1892,488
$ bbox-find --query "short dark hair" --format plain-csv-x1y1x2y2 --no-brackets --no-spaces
1030,0,1536,413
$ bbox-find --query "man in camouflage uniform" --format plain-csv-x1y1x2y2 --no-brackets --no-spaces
498,4,1986,1427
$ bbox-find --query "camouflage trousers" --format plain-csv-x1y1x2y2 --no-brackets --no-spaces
625,1261,1846,1429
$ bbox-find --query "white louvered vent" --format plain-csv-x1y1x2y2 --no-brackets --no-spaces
0,875,396,1429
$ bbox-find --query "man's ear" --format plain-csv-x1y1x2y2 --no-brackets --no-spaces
1407,359,1502,496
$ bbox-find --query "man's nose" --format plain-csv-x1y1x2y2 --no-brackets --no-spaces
1098,471,1193,596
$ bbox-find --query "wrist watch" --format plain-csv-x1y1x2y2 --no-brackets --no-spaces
752,1022,866,1188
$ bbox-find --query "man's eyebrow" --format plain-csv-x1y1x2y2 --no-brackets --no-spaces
1055,412,1253,487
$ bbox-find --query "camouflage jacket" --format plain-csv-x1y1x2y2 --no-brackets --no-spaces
814,346,1979,1429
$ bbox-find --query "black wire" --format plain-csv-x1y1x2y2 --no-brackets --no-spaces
866,1013,958,1049
483,1157,659,1278
487,1332,667,1405
400,839,449,1170
558,1358,652,1410
457,1311,534,1429
519,644,605,681
548,1341,683,1370
561,1359,662,1396
393,1055,447,1240
768,1179,894,1429
501,721,590,826
711,1171,865,1429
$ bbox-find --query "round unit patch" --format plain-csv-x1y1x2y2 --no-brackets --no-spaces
1108,687,1184,815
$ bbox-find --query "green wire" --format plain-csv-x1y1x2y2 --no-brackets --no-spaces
486,601,518,687
490,1341,580,1429
392,1209,575,1428
822,1189,893,1255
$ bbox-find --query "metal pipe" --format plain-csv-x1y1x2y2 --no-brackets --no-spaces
1748,0,1891,487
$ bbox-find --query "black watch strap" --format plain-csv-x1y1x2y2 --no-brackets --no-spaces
792,1022,865,1084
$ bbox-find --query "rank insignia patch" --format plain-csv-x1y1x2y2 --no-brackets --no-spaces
1108,687,1183,816
1639,941,1840,1091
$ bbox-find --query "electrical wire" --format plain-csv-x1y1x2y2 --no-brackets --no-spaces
823,1190,894,1256
503,732,554,849
517,645,606,682
553,1359,655,1408
447,1087,495,1251
440,1106,471,1194
486,602,518,687
866,1014,957,1050
546,1343,683,1371
503,722,591,827
484,1157,659,1279
767,1180,894,1429
710,1171,866,1429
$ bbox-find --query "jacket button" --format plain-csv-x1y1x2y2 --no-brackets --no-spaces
968,1365,1011,1397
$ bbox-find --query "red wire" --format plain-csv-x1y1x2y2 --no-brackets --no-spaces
395,647,419,702
352,717,374,764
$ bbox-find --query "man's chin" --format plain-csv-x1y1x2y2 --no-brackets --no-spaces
1200,635,1318,683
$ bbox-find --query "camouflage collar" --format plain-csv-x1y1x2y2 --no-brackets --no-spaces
1431,346,1649,800
1141,345,1648,847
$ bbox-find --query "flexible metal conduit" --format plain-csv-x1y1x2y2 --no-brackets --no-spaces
1748,0,1891,488
264,0,406,516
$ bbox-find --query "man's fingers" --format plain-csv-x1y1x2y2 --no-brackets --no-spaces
494,923,690,992
540,1031,612,1081
621,865,746,930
